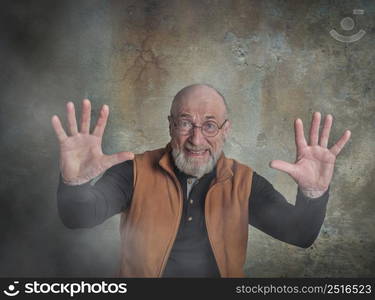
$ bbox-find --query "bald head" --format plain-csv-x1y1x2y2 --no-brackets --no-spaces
170,84,228,119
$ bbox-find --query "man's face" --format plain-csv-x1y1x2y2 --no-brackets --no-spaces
169,86,230,178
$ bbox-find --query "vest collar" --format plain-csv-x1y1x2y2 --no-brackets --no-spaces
158,143,233,183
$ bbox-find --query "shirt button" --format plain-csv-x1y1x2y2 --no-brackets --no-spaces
187,178,193,184
188,216,193,221
189,199,193,204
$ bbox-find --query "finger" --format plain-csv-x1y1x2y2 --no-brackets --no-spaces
66,101,78,135
92,104,109,137
330,130,351,156
309,112,321,146
103,151,135,169
80,99,91,134
294,118,307,152
269,160,296,176
51,115,68,142
319,114,333,148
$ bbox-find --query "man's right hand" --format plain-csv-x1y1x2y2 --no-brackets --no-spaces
51,99,134,185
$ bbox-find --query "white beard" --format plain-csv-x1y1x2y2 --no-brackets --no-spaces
171,147,222,178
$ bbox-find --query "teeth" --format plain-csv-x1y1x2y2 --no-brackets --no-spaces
189,150,206,154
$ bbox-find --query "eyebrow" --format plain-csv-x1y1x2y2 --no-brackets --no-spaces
179,113,192,118
178,113,217,120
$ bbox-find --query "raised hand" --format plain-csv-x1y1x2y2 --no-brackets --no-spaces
51,99,134,185
270,112,351,198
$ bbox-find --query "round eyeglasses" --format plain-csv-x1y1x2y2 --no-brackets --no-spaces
172,118,228,137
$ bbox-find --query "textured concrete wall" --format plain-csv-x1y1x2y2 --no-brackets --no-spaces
0,0,374,277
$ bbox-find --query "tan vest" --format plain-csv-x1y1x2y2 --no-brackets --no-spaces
118,145,253,277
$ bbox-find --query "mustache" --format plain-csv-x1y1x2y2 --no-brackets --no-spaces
184,145,210,151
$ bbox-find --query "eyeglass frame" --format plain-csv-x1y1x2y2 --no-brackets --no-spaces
169,116,228,137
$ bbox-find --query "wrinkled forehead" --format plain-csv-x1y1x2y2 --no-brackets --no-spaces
171,88,227,120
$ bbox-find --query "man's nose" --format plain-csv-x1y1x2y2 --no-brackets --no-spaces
189,126,206,145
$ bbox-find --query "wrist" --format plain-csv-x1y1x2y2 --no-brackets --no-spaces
60,173,90,186
299,187,328,199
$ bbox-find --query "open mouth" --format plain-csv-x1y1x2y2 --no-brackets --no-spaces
185,148,209,157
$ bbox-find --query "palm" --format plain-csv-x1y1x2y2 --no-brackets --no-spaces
270,112,351,197
292,145,336,191
52,100,134,185
59,134,105,184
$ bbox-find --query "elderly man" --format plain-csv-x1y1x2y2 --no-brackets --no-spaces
52,84,351,277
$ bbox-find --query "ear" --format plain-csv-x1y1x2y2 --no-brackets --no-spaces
222,119,231,139
168,115,173,138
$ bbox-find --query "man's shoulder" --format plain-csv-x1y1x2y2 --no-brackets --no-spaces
216,154,253,184
222,155,252,172
133,145,173,171
134,146,168,160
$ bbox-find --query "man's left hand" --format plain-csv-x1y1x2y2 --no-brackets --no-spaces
270,112,351,198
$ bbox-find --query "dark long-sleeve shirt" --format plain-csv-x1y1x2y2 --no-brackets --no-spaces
57,160,329,277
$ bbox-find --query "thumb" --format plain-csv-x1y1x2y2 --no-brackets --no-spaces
104,151,135,169
269,160,296,176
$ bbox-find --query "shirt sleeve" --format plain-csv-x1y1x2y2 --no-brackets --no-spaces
57,160,134,229
249,172,329,248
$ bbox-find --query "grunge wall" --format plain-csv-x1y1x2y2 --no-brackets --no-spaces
0,0,374,277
